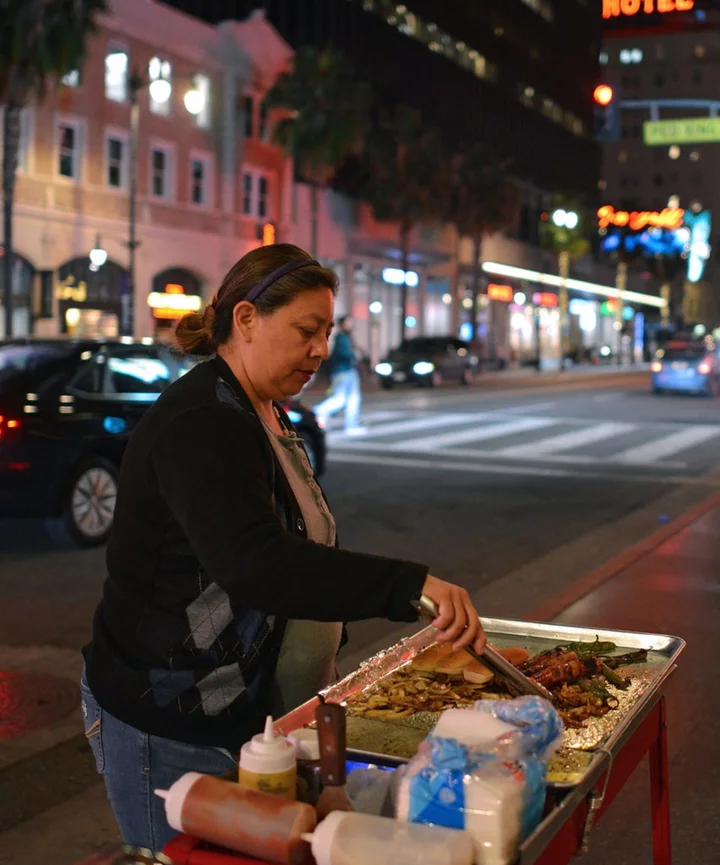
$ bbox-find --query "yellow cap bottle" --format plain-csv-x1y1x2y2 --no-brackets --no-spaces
239,716,297,800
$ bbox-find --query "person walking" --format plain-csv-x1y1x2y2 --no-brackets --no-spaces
313,315,366,435
80,244,486,853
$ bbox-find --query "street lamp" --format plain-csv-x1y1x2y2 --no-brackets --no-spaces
550,208,580,366
89,235,108,268
184,87,206,116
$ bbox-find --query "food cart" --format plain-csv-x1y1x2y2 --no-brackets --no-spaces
164,617,684,865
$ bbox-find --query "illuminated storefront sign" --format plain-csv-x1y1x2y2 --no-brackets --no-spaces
532,292,559,308
147,283,203,320
644,117,720,146
262,223,276,246
597,205,685,231
602,0,694,20
487,284,513,302
56,275,88,302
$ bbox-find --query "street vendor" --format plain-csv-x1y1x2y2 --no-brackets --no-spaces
81,243,486,853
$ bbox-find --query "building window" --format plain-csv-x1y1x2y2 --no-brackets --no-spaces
259,100,269,141
242,172,253,214
106,135,126,188
692,68,703,85
694,45,706,58
653,172,664,187
62,69,81,87
258,176,269,219
190,74,211,129
151,146,172,199
191,156,212,207
105,49,128,102
620,48,642,64
654,72,665,87
58,121,79,179
244,95,254,138
149,57,172,115
654,43,666,61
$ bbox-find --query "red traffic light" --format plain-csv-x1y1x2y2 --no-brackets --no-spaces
593,84,614,107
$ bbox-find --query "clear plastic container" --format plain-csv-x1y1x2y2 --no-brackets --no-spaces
305,811,474,865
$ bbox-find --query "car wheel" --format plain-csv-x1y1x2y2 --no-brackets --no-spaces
652,387,664,395
380,379,393,390
62,458,118,546
460,367,472,386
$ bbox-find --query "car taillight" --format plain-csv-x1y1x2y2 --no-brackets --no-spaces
0,416,21,439
651,361,663,373
698,362,711,375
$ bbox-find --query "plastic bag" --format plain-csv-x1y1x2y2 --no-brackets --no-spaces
396,698,563,865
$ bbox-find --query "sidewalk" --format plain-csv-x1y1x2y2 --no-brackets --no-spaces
0,493,714,865
535,499,720,865
303,362,649,395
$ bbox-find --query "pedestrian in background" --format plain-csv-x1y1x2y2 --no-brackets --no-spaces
313,315,367,435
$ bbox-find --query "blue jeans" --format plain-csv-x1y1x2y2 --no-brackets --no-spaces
314,369,361,430
81,670,237,853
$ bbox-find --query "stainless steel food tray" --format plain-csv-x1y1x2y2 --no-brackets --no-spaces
275,616,684,789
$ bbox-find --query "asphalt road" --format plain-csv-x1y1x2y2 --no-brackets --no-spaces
2,369,720,864
2,371,720,656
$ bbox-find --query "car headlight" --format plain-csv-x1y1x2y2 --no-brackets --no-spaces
375,363,393,376
413,361,435,376
287,410,303,424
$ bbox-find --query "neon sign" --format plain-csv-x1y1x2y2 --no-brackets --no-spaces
487,284,513,302
147,283,203,320
602,0,694,19
597,205,685,231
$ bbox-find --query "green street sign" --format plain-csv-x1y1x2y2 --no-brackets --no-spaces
644,117,720,146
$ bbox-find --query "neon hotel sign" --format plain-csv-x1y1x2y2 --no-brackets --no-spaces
603,0,694,19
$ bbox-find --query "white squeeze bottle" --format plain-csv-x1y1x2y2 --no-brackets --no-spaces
239,715,297,800
303,811,475,865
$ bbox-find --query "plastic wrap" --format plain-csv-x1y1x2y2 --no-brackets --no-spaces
396,698,564,865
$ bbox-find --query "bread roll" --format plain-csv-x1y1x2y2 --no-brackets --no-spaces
411,644,470,677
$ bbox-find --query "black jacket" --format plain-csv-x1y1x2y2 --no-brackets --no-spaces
83,356,427,749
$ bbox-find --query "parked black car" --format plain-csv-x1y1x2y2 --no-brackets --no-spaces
0,339,326,546
374,336,478,388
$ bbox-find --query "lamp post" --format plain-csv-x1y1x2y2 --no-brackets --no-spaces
551,208,579,365
121,72,205,337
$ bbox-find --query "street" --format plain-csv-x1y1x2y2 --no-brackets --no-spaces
1,369,720,863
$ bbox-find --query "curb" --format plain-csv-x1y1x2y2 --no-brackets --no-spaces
528,489,720,622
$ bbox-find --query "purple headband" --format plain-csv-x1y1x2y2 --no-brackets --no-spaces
245,258,320,304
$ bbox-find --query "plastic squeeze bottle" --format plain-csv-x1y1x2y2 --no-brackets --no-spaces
239,715,297,800
155,772,316,865
303,811,475,865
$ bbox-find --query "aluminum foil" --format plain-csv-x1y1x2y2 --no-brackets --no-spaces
275,618,684,788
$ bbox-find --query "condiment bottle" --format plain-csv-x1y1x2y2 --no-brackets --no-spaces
155,772,316,865
303,811,474,865
239,715,297,800
289,728,322,804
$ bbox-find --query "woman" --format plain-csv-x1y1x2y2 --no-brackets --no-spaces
82,244,486,852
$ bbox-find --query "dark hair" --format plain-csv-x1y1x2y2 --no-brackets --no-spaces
175,244,339,356
338,315,351,327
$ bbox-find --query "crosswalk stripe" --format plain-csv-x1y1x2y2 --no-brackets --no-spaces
394,416,557,452
497,422,636,457
327,412,488,443
614,425,720,465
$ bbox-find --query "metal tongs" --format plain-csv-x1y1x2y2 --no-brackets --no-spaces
412,595,553,702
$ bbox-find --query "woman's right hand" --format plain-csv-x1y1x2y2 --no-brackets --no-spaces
421,575,487,654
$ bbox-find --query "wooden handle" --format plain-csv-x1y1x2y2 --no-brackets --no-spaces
315,701,347,787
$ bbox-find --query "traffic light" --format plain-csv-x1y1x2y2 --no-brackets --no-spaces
593,83,618,141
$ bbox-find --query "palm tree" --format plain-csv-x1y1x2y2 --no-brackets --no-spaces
266,48,372,259
0,0,107,337
448,143,521,345
364,106,451,342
